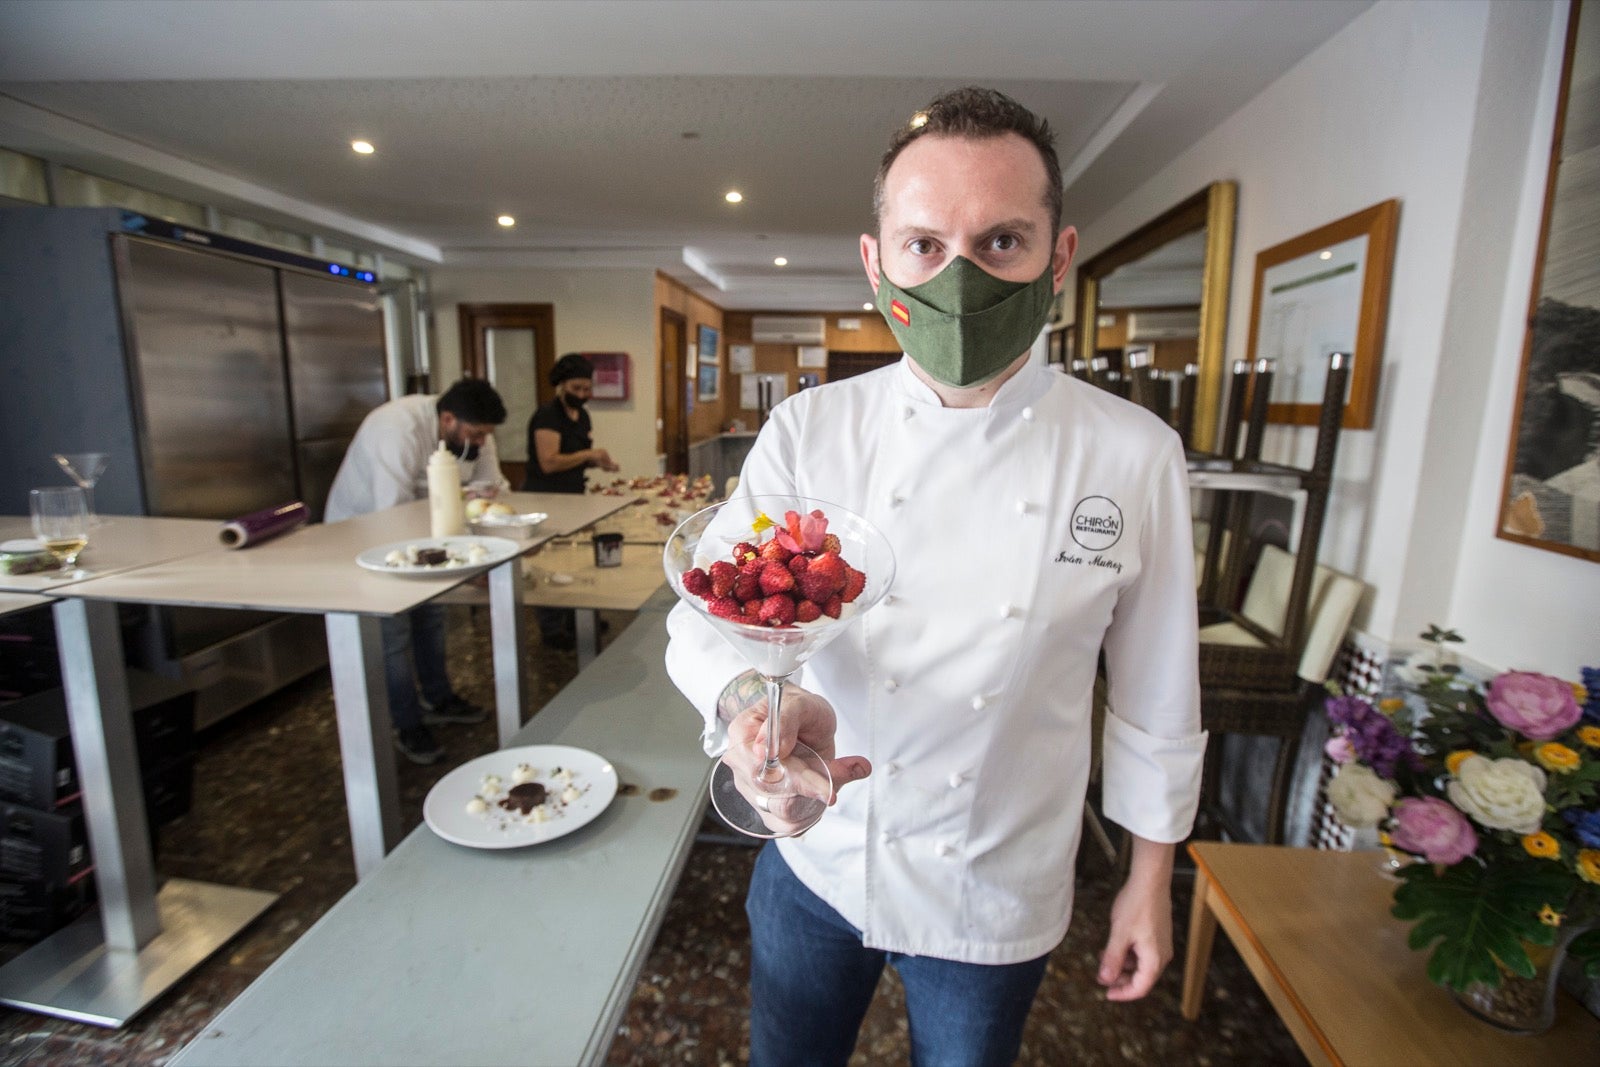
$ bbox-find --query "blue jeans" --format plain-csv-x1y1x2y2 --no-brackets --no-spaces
746,845,1048,1067
379,603,451,732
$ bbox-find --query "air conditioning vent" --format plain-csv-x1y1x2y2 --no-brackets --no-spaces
751,316,827,344
1127,309,1199,341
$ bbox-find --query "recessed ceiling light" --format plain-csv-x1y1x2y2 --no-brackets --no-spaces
724,190,743,204
773,257,788,267
351,140,375,155
1319,250,1333,260
497,215,516,228
862,302,873,311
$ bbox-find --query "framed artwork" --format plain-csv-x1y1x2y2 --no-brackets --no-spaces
697,324,720,364
729,343,755,373
697,361,720,402
1245,199,1399,429
582,352,630,401
1498,0,1600,562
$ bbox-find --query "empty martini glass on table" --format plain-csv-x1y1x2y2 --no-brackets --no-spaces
665,495,895,838
29,486,91,575
53,452,109,526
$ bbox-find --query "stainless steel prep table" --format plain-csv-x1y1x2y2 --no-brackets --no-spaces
169,588,713,1067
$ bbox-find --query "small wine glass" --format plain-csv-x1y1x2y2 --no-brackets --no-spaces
53,452,110,526
29,486,91,574
665,495,896,838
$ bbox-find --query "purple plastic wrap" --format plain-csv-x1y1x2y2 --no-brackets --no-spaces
218,501,309,549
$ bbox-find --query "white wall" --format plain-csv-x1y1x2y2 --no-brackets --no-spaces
1075,0,1599,674
428,267,660,480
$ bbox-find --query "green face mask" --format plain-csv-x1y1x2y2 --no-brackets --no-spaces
875,255,1055,388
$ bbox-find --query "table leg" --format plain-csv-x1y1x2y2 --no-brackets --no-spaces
0,599,275,1027
489,558,528,748
1181,865,1219,1020
575,608,598,669
325,613,401,879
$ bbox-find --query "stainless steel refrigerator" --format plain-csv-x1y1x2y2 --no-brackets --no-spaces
0,206,390,726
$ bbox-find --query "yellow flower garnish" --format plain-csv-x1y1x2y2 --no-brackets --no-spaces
1574,682,1590,704
1578,725,1600,749
1534,742,1580,774
1516,740,1536,759
1539,904,1563,927
1523,831,1560,859
1378,697,1405,716
1445,750,1475,776
751,512,775,534
1579,850,1600,886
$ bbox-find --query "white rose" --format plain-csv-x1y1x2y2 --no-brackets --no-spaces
1328,764,1397,828
1446,755,1547,834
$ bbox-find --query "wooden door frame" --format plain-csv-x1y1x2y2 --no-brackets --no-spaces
659,306,689,475
457,303,557,407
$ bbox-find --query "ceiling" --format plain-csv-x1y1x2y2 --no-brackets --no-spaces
0,0,1372,311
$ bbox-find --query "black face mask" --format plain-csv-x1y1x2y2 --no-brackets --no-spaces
446,439,480,462
561,392,587,410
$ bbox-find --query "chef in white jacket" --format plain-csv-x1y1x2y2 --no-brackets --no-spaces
665,88,1206,1067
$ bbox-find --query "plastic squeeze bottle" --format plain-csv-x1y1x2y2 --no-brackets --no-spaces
427,441,466,537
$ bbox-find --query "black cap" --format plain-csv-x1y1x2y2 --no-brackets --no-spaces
550,353,595,386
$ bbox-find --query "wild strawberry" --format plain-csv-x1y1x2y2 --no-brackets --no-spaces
682,567,711,597
758,594,797,627
840,565,866,604
821,595,843,619
820,534,842,554
742,600,764,622
800,551,846,599
759,561,796,595
758,538,794,565
709,560,738,597
732,571,762,602
788,554,810,576
733,542,759,564
795,599,822,623
707,596,742,621
739,555,765,577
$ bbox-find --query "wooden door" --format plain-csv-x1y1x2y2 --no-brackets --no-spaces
659,307,688,475
458,303,555,487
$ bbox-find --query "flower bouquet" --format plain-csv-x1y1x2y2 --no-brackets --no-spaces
1324,658,1600,1029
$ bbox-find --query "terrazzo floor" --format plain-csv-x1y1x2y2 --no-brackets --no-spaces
0,606,1306,1066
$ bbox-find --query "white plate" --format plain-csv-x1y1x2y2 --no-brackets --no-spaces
0,539,45,553
355,536,520,578
423,744,618,849
472,511,549,528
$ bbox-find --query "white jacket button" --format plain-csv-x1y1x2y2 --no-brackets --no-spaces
881,832,896,846
970,695,987,711
1021,406,1035,422
948,772,965,788
883,593,897,606
937,842,956,857
884,678,899,692
1015,499,1030,515
997,603,1015,620
904,405,915,420
888,492,904,508
884,761,900,776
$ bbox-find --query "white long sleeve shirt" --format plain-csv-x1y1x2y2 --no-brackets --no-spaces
323,394,508,523
665,358,1205,964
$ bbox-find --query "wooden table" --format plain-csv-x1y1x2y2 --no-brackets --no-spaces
1182,842,1600,1065
168,588,715,1067
0,515,278,1028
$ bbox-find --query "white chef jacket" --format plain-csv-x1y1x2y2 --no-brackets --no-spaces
323,394,509,523
665,357,1205,965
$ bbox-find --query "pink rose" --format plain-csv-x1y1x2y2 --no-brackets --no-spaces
1324,736,1356,764
1389,796,1478,865
1485,671,1581,740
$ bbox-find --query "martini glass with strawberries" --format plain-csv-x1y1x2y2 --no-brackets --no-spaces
665,495,895,838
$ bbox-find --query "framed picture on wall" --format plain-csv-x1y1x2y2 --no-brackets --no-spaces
697,324,720,364
697,361,720,401
1498,0,1600,562
583,352,630,401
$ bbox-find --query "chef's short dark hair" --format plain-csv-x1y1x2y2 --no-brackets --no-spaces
436,377,506,425
873,86,1062,236
550,353,595,386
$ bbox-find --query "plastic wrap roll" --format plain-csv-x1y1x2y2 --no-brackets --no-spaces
219,501,309,549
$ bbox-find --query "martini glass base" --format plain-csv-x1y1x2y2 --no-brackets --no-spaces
710,742,832,839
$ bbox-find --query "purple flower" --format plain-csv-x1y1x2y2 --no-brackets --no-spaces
1566,808,1600,850
1390,797,1478,865
1582,667,1600,726
1485,671,1581,740
1325,695,1420,779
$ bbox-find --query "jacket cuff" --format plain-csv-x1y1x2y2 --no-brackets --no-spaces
1100,708,1208,842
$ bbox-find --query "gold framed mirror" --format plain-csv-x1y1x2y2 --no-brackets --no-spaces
1075,181,1237,449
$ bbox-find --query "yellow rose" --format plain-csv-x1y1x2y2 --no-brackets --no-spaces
1579,850,1600,886
1574,682,1590,704
1522,831,1560,859
1534,742,1580,774
1445,750,1475,776
1378,698,1406,716
1578,725,1600,749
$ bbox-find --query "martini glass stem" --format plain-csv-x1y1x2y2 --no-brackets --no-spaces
759,673,791,784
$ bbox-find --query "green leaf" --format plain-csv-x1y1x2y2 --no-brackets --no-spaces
1390,862,1574,992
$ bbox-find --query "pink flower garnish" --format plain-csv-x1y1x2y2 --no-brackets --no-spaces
775,509,828,554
